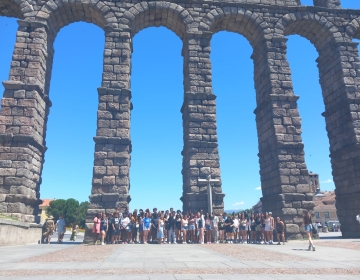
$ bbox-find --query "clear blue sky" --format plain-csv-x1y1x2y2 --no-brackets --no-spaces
1,0,359,211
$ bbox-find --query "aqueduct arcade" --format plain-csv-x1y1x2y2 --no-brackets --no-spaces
0,0,360,240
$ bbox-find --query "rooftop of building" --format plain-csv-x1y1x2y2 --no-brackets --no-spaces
39,198,55,207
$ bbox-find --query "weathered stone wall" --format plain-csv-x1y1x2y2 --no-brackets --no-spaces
0,218,42,246
1,0,360,240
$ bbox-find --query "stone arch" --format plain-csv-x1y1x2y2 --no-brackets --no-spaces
35,0,117,35
127,1,194,40
345,17,360,40
0,0,33,18
275,12,345,52
199,7,271,48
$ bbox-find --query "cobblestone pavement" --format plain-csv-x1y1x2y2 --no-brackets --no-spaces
0,236,359,279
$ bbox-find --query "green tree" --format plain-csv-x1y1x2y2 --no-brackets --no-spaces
46,198,86,226
76,201,89,228
46,199,67,221
65,198,80,226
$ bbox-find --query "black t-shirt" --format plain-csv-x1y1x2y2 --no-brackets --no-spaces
108,218,114,231
152,213,159,229
225,218,234,232
255,217,261,226
167,216,176,230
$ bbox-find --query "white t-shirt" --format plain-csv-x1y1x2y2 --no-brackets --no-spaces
121,217,130,229
212,216,219,228
56,219,66,233
356,215,360,223
233,218,239,228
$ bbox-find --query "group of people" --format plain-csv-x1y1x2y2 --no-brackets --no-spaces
92,207,288,246
42,215,79,244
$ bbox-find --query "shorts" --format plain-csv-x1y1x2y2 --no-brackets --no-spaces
183,226,189,231
251,227,256,231
114,229,120,235
189,224,195,231
205,225,211,230
240,226,246,231
277,230,283,234
127,227,132,233
305,224,312,232
143,225,150,231
100,227,107,232
256,225,262,231
233,227,238,232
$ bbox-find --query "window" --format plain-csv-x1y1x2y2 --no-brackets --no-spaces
324,212,330,219
315,212,320,219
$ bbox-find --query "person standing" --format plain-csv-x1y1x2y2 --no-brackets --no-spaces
268,212,275,244
112,212,121,244
225,215,234,243
100,213,108,245
92,213,101,245
175,213,182,244
276,217,285,245
70,222,79,241
157,213,165,244
196,211,205,244
233,214,239,243
211,211,219,244
107,213,114,244
264,212,271,244
182,214,189,244
142,212,151,244
43,216,55,244
239,213,247,244
167,211,176,244
302,210,315,251
250,214,256,244
188,213,196,244
218,213,225,243
205,213,212,244
56,215,66,244
255,213,262,244
151,208,159,244
121,213,130,244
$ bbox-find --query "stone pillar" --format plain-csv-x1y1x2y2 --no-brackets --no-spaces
181,31,224,215
253,38,314,240
318,41,360,238
0,20,53,223
313,0,341,9
85,26,132,242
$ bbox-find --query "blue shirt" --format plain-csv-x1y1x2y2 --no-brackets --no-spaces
143,218,151,228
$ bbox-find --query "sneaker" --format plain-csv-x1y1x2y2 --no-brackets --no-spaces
101,242,105,245
312,245,316,251
308,245,312,251
277,242,281,245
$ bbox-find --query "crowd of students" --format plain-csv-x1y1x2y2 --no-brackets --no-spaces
91,207,287,246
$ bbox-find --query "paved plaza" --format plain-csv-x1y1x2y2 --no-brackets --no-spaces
0,233,359,279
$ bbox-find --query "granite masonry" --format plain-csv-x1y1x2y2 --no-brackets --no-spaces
0,0,360,241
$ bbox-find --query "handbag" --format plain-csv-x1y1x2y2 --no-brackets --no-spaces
310,217,317,234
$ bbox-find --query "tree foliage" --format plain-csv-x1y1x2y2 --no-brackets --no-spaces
46,198,88,227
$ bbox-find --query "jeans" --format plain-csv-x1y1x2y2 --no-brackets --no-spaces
168,228,176,243
212,227,218,243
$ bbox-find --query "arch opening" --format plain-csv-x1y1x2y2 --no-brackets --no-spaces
286,34,335,194
129,26,183,210
40,22,103,202
211,31,261,212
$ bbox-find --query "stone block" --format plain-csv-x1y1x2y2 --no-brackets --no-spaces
0,202,7,213
285,224,300,234
281,208,297,215
7,202,26,213
302,201,315,209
